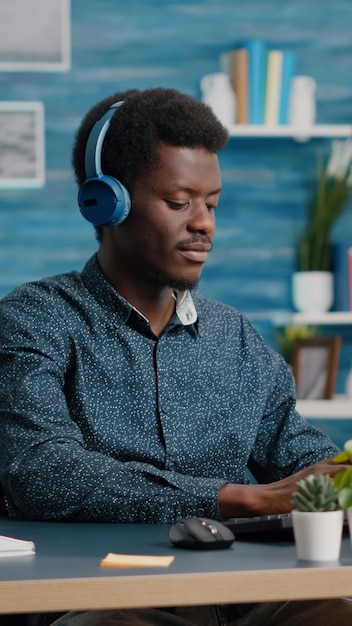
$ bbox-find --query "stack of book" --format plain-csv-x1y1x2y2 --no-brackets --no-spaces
220,39,297,126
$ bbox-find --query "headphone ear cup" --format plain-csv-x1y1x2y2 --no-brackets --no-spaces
78,175,131,226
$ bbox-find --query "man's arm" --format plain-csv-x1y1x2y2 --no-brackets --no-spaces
217,331,348,518
218,458,350,518
0,292,227,522
2,295,240,522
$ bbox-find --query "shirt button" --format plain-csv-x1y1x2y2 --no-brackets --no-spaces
197,508,206,517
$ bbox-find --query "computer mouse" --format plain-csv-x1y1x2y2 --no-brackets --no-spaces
169,516,235,550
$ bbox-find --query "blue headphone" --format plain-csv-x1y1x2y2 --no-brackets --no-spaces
78,101,131,227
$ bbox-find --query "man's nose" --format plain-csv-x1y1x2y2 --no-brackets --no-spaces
187,202,215,234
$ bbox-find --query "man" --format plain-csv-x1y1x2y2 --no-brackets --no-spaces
0,87,351,625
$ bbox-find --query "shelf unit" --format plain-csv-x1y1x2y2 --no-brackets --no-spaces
228,124,352,139
296,396,352,419
230,124,352,418
273,311,352,327
273,312,352,418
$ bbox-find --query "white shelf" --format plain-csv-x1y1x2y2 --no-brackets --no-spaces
228,124,352,139
273,311,352,327
297,396,352,419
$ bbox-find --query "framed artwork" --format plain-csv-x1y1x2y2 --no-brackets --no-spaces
0,101,45,188
292,337,341,400
0,0,70,72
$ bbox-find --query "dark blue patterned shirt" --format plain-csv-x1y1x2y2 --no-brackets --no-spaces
0,254,338,521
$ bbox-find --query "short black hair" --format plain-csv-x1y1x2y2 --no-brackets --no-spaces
72,87,229,241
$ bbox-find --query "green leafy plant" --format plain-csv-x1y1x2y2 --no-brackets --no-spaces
275,324,320,365
333,439,352,509
292,473,340,512
296,139,352,272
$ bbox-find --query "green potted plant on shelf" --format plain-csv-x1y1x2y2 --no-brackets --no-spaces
291,473,343,561
292,138,352,314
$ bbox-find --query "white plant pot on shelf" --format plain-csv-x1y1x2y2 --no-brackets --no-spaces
292,271,334,313
292,509,344,562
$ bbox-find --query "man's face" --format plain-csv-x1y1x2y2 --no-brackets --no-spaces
106,143,222,291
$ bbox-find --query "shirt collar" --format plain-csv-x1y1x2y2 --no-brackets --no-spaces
174,289,197,325
81,254,198,333
130,289,197,328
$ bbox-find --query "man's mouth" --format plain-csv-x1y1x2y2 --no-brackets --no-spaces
177,238,213,263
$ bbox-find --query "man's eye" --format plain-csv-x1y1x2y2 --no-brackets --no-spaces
166,200,190,210
207,204,218,211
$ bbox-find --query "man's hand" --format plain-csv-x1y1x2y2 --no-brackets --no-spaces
218,458,352,519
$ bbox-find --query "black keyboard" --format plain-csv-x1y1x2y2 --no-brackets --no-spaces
223,513,294,542
223,512,349,542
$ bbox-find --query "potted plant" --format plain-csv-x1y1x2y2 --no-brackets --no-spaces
333,439,352,542
292,138,352,313
291,473,343,561
275,324,319,366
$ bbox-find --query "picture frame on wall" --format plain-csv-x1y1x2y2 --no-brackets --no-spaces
0,0,70,72
292,337,341,400
0,101,45,189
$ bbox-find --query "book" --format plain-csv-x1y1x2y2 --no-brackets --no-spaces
229,47,248,124
264,50,283,126
333,242,352,311
244,39,267,124
0,533,35,557
349,247,352,310
278,51,296,125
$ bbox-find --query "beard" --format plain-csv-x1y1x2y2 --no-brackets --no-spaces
146,268,199,291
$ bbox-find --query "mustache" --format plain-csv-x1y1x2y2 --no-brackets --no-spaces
176,235,213,251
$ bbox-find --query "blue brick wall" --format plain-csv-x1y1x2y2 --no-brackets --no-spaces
0,0,352,409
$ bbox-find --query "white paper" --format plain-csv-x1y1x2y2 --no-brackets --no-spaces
0,534,35,557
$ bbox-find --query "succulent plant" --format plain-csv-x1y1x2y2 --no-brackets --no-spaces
292,473,340,512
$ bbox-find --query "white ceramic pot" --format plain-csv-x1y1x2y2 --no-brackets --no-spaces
200,72,236,129
292,271,334,313
292,509,344,562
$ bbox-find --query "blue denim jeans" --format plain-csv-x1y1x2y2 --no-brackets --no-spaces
32,599,352,626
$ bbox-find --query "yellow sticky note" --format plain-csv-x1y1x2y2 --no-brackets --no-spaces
100,553,175,568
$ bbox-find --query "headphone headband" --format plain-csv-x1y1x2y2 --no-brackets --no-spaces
84,101,123,179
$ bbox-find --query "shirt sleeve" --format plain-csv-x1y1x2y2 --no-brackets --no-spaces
0,292,224,523
247,340,340,483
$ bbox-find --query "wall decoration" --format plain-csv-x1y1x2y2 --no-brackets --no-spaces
0,101,45,188
0,0,70,72
292,337,341,400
